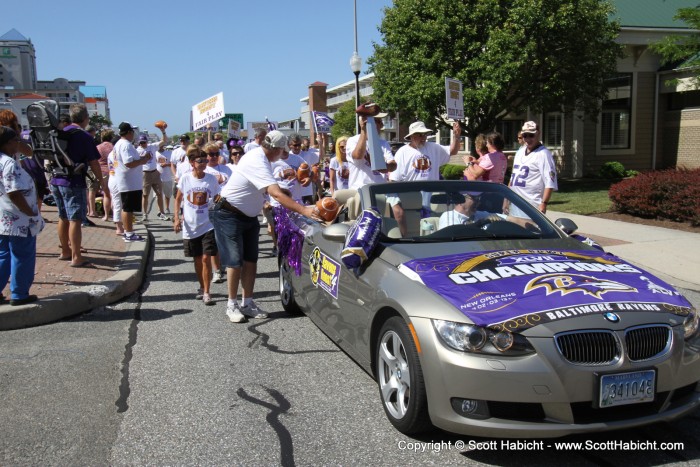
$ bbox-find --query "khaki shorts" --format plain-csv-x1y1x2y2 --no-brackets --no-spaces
143,170,163,197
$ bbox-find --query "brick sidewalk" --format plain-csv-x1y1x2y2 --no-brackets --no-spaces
1,205,129,300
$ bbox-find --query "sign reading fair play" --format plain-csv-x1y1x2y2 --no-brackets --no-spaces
192,92,225,130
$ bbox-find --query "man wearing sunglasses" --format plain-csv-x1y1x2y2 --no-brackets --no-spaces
506,121,558,217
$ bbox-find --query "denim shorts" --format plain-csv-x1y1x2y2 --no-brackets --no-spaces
51,184,87,221
209,207,260,268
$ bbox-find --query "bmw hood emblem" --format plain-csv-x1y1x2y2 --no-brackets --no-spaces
603,312,620,323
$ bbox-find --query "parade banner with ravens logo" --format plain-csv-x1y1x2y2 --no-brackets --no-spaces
401,249,692,331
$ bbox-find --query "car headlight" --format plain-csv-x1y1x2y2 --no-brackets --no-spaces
433,320,535,356
684,307,699,340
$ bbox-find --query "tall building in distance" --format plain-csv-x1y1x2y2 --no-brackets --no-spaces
0,28,37,90
0,28,110,129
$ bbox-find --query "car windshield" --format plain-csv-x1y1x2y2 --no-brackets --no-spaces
363,180,563,242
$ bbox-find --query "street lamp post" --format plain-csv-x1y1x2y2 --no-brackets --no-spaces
350,0,362,134
350,52,362,134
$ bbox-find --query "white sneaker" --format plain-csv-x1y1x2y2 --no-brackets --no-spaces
240,300,268,319
226,303,246,323
202,292,215,306
195,288,204,299
157,212,170,221
212,271,224,283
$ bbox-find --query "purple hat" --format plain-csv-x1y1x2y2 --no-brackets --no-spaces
138,134,148,142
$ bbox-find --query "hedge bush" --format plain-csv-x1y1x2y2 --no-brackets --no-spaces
440,163,467,180
599,161,626,179
608,168,700,225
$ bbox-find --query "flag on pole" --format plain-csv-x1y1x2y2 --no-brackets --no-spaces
311,111,335,134
265,117,277,131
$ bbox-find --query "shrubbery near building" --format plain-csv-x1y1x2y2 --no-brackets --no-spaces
609,168,700,225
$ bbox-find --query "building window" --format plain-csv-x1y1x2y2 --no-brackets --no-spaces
601,74,632,149
544,112,562,148
668,90,700,110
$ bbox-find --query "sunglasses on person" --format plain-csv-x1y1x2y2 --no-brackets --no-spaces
207,152,220,157
231,151,243,156
193,158,207,163
522,133,537,139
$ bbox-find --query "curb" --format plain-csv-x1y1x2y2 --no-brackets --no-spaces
0,228,150,331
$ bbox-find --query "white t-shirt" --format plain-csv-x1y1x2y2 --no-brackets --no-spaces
220,147,277,217
508,144,558,207
114,138,143,192
329,158,349,191
138,142,162,171
243,141,260,153
271,159,302,206
175,159,193,181
157,149,173,182
280,153,305,171
204,164,232,186
177,172,220,239
438,210,496,229
171,146,187,165
390,142,450,182
345,134,395,189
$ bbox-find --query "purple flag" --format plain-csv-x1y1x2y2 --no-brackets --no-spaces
312,111,335,134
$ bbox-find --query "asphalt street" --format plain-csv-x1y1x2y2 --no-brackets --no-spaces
2,220,700,465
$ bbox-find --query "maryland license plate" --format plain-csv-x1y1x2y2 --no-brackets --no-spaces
599,370,656,408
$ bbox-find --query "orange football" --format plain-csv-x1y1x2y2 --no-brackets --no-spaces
413,156,431,171
281,168,296,180
297,163,311,181
154,120,167,130
355,102,381,117
316,197,339,222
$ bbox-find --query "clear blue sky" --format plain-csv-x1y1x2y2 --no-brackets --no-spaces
4,0,392,135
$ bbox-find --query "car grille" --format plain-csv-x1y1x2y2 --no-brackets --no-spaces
555,331,619,365
625,325,671,361
555,325,672,365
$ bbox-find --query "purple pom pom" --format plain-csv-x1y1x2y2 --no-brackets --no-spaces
274,206,305,275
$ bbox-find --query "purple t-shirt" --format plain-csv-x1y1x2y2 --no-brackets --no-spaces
50,124,100,188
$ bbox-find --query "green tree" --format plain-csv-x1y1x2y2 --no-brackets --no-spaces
331,99,359,140
89,114,112,131
368,0,622,139
650,6,700,88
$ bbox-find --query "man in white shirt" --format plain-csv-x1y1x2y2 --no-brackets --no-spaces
507,121,558,218
345,112,396,189
114,122,152,242
170,134,190,180
136,130,168,221
438,192,502,229
210,130,322,323
157,145,174,215
288,133,320,204
244,127,266,153
389,121,461,235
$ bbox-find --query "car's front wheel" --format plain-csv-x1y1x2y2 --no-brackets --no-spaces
279,258,302,315
376,317,431,434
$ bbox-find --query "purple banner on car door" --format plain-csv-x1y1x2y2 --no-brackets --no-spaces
402,249,692,331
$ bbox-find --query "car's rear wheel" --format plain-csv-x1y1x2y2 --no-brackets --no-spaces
376,317,431,434
279,258,302,315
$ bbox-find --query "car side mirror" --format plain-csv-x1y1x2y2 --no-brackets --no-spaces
322,223,350,242
555,218,578,235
